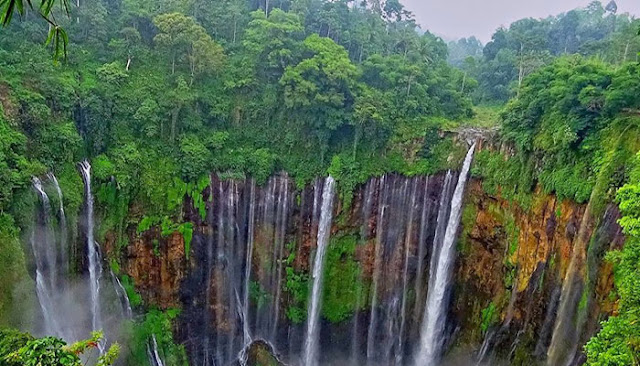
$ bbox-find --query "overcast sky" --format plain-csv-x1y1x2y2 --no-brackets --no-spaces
401,0,640,43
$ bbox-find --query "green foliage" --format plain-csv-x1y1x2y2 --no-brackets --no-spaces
458,203,477,255
497,57,640,205
586,152,640,365
471,150,534,209
135,214,194,259
249,281,270,311
0,329,119,366
161,218,193,259
0,328,33,358
504,210,520,259
472,5,640,102
285,266,309,324
126,309,188,366
179,135,213,181
0,117,42,212
321,235,363,323
120,275,143,308
187,175,211,221
0,214,30,326
0,0,70,61
1,3,638,364
480,302,498,334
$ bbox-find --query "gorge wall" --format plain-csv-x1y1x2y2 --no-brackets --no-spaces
107,161,625,365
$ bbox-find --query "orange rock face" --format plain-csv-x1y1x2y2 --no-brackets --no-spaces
454,179,623,347
118,228,188,309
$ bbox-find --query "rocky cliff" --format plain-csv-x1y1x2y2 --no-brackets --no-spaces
108,169,624,365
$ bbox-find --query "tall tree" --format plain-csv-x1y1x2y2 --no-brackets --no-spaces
281,33,359,162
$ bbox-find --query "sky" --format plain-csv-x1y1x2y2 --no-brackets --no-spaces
400,0,640,43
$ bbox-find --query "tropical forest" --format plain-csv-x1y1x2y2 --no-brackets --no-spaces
0,0,639,365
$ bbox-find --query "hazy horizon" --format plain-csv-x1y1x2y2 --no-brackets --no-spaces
401,0,640,43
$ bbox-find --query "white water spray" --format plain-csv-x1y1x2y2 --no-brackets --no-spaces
415,144,476,366
79,160,104,346
303,176,336,366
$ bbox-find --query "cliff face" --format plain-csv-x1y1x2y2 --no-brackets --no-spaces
112,172,624,365
121,229,187,309
453,180,624,363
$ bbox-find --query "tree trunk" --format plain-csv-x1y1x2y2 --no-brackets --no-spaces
233,18,237,44
126,56,132,71
461,71,467,94
171,106,179,141
172,55,176,75
517,43,525,97
353,125,362,159
190,56,195,86
623,41,630,63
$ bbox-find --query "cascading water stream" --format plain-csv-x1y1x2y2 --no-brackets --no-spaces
414,143,476,366
79,160,104,348
547,196,598,366
397,178,419,365
303,176,336,366
413,177,432,324
110,269,133,318
241,179,256,357
214,180,225,363
367,175,388,364
428,172,454,294
350,178,376,364
203,178,216,366
32,177,57,290
272,175,289,339
147,334,165,366
47,172,68,278
31,177,66,339
534,285,561,357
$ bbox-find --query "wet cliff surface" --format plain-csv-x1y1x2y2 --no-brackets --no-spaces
110,171,625,366
454,180,624,365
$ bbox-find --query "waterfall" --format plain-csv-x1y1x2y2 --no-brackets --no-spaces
428,172,454,294
547,200,595,366
397,178,419,364
413,177,432,325
147,334,165,366
272,175,289,339
214,180,225,363
110,270,133,318
255,177,277,336
32,177,58,290
203,178,216,366
225,180,239,362
242,179,256,348
181,169,480,364
79,160,104,342
534,285,561,357
367,175,388,364
414,143,476,366
350,178,376,364
303,176,336,366
47,172,68,278
31,177,66,338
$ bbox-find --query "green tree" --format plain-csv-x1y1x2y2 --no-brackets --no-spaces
243,9,304,81
0,329,119,366
280,33,358,162
0,0,70,60
586,153,640,365
153,12,225,80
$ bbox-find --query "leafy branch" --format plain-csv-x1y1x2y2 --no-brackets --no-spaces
0,0,70,61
